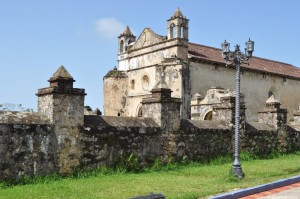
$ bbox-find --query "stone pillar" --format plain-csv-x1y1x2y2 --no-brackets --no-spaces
190,93,203,120
37,65,86,175
258,95,287,129
103,69,128,116
213,94,246,126
142,84,181,161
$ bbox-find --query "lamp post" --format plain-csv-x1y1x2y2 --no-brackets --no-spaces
221,38,254,179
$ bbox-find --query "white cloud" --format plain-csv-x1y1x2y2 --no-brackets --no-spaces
95,17,125,39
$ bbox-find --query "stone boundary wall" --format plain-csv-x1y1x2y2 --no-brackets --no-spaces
175,120,233,161
2,117,300,181
242,123,300,155
82,126,162,169
0,124,55,181
81,116,163,169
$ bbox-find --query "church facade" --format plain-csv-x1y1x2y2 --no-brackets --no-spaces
103,8,300,122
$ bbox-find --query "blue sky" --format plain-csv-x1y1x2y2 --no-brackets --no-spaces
1,0,300,111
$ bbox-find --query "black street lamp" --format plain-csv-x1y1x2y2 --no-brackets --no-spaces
221,38,255,179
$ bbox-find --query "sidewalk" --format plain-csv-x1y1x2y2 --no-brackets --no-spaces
241,182,300,198
209,175,300,199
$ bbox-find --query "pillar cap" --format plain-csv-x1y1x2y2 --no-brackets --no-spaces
266,95,280,104
49,65,74,82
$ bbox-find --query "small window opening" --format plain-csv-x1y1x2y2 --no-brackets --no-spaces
118,113,121,116
137,107,143,117
180,26,184,38
120,40,124,53
142,75,149,90
131,79,135,90
268,91,273,98
170,24,175,38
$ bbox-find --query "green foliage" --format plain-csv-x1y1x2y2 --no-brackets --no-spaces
240,151,257,161
243,150,288,160
207,155,232,166
104,70,123,78
118,153,140,172
0,173,62,188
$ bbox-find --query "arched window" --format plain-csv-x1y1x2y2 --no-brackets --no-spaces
204,111,213,120
170,23,176,38
180,26,184,38
120,40,124,53
142,75,149,90
137,107,143,117
268,91,274,98
131,79,135,90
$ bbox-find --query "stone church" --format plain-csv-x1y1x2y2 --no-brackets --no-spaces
2,9,300,181
103,8,300,122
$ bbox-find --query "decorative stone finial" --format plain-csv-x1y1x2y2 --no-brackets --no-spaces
48,65,75,89
123,26,133,36
266,95,280,104
191,93,203,100
173,7,184,18
119,26,134,37
50,65,73,80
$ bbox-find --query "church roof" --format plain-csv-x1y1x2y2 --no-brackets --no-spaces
188,42,300,79
173,8,184,18
123,26,133,35
118,26,134,38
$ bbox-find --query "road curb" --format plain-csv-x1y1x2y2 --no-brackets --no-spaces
209,175,300,199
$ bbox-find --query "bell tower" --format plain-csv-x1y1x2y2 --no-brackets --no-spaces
167,8,189,40
118,26,136,54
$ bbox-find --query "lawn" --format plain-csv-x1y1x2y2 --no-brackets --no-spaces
1,153,300,199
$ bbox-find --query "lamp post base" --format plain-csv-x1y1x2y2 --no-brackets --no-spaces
232,165,244,179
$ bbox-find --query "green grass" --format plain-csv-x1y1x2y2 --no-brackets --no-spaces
1,153,300,199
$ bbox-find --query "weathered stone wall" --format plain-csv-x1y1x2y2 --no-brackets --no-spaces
81,116,162,168
176,120,233,161
0,123,54,181
2,114,300,181
241,123,300,155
